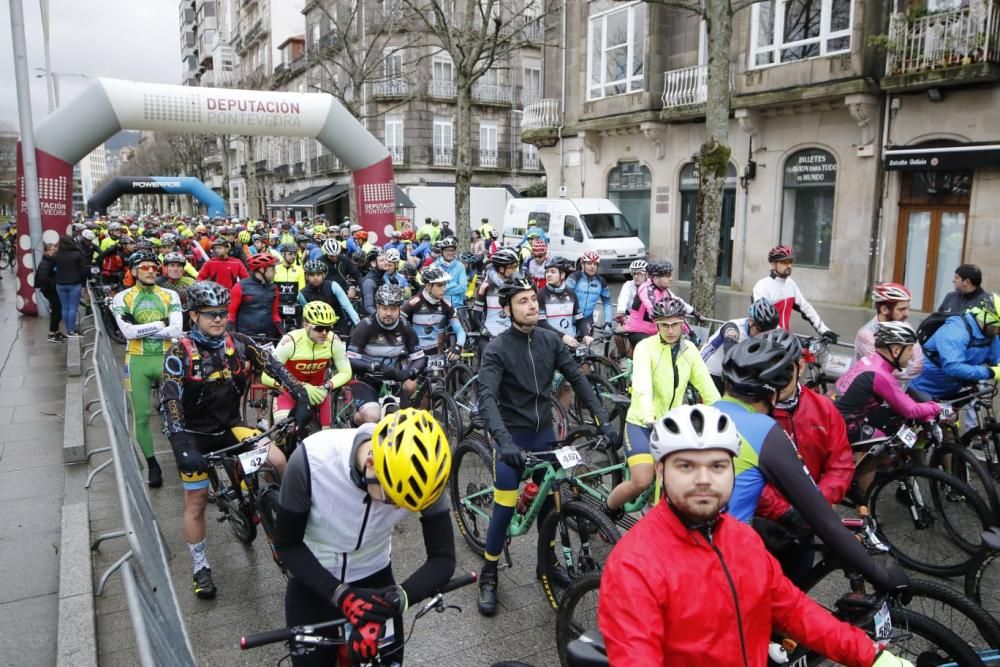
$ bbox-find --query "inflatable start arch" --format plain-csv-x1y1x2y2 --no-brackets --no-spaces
14,77,395,315
87,176,227,218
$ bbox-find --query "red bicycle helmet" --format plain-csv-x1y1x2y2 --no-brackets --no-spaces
581,251,601,264
247,253,278,271
531,238,547,253
872,282,912,304
768,245,794,263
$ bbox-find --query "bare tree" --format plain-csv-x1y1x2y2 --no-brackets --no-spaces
636,0,764,317
305,0,427,222
402,0,556,250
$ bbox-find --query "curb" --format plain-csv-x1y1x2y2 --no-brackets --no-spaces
56,501,97,667
63,379,85,463
66,334,81,376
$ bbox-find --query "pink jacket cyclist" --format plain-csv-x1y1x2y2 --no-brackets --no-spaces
624,260,694,337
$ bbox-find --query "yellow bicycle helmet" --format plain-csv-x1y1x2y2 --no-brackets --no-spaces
237,230,252,245
302,301,338,326
969,293,1000,327
371,408,451,511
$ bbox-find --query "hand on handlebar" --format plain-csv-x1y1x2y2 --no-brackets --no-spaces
821,330,840,345
876,563,911,604
498,442,526,471
348,621,382,664
562,334,580,349
597,423,620,449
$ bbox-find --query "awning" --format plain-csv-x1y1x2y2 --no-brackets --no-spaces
267,184,328,208
884,142,1000,171
285,182,345,209
312,183,349,207
395,186,415,209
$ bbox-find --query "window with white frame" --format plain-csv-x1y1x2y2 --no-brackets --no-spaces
587,1,645,100
384,49,403,79
433,116,453,165
432,53,453,82
750,0,853,68
385,115,404,164
479,121,498,167
523,63,542,104
522,142,540,170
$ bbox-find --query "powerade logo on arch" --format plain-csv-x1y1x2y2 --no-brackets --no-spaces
131,179,182,190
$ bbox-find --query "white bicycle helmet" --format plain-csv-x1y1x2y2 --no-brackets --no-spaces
872,282,912,304
629,259,648,273
649,405,740,461
322,238,341,257
384,248,401,263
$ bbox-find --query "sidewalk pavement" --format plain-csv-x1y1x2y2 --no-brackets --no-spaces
0,274,77,667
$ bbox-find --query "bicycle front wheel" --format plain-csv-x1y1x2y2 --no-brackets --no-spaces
555,573,602,667
867,466,991,577
887,608,985,667
965,548,1000,624
450,437,493,556
905,577,1000,651
929,442,1000,520
537,499,620,609
429,387,463,449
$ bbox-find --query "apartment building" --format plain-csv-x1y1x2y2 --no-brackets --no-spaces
229,0,546,223
522,0,1000,310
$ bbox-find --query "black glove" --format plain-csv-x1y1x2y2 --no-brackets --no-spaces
333,584,398,626
692,310,706,324
385,366,408,382
293,398,312,432
170,434,207,477
368,362,382,375
348,621,383,665
497,442,526,471
597,423,620,449
119,312,137,324
821,330,839,345
778,507,813,541
161,317,171,326
877,564,911,604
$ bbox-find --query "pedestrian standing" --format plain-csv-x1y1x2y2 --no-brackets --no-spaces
54,235,87,337
36,243,64,341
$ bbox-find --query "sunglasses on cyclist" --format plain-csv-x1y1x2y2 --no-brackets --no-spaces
198,309,229,320
310,324,332,333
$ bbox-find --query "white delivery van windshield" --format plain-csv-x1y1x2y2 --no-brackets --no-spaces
581,212,637,239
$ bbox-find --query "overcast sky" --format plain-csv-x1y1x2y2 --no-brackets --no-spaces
1,0,180,131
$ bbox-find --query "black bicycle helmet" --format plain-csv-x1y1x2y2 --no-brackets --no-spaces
651,297,687,321
127,250,160,270
647,260,674,277
544,256,574,274
497,276,537,308
722,337,798,398
420,266,450,284
439,236,458,250
874,321,918,348
187,281,232,310
375,283,405,307
491,247,519,268
761,328,803,360
295,234,310,243
748,298,779,331
400,263,418,282
304,260,328,275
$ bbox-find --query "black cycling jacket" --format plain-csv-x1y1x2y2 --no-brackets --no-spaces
477,324,608,449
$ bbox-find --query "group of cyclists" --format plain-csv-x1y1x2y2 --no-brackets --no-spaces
76,206,1000,666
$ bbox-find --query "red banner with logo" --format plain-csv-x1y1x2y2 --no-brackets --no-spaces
352,156,396,244
15,144,73,315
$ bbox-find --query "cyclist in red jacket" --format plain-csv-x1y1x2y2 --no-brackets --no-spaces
197,238,249,289
599,404,910,667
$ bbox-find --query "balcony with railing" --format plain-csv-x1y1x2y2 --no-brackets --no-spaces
372,79,409,98
432,146,454,166
883,1,1000,91
472,83,514,105
477,149,500,168
427,79,457,99
253,159,268,173
660,64,736,120
520,99,561,146
520,150,541,171
388,146,408,165
292,162,305,178
521,18,543,43
311,154,342,173
274,164,291,179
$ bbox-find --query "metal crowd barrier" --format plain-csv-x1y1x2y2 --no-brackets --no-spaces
86,286,196,667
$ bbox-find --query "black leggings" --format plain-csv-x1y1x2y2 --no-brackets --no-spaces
284,567,404,666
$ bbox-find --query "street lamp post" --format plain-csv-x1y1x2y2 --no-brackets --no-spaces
8,0,46,283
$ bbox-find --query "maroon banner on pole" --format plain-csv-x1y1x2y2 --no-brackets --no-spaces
15,143,73,315
352,156,396,244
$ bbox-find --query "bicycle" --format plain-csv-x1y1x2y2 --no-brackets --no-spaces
450,434,621,609
795,334,854,395
951,381,1000,488
239,573,478,665
964,527,1000,626
204,417,297,571
846,418,996,577
240,336,279,431
0,237,16,271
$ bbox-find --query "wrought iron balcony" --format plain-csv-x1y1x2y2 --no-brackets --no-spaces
372,79,409,98
886,1,1000,80
427,79,456,99
472,83,514,105
432,146,454,166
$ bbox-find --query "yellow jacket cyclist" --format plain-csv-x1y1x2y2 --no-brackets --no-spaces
111,250,183,488
604,297,721,517
262,302,352,430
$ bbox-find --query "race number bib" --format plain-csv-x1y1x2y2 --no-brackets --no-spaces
555,446,583,470
238,444,269,474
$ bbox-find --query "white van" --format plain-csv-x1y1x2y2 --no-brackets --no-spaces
501,198,647,275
